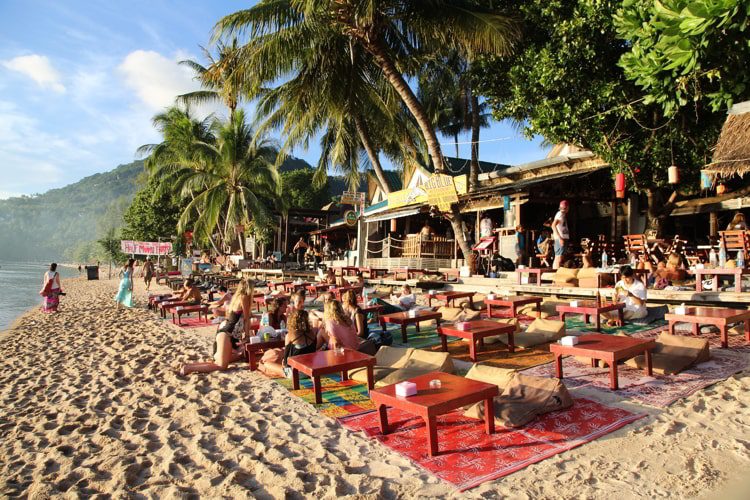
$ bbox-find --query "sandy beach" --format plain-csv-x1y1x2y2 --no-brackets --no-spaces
1,277,749,498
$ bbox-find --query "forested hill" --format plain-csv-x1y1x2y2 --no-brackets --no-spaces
0,161,143,262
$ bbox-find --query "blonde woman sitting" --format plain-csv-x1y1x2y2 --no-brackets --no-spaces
179,279,254,375
317,300,361,350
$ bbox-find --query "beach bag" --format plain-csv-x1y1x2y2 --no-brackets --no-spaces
39,277,54,297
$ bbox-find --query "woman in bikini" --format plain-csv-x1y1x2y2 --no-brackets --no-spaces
179,279,254,375
258,309,317,378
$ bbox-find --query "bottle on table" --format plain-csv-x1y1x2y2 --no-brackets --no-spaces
601,250,608,268
718,246,727,268
709,248,717,268
738,250,745,269
261,312,269,326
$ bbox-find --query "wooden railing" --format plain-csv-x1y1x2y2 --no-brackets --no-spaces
402,235,454,259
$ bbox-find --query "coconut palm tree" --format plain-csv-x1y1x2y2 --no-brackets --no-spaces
178,109,280,257
215,0,519,261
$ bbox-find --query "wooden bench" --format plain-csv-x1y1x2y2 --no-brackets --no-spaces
172,304,209,325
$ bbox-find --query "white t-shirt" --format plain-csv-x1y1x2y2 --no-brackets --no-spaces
479,217,493,238
397,293,416,309
553,210,569,240
614,278,647,315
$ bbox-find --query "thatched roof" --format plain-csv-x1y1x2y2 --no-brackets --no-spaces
704,101,750,179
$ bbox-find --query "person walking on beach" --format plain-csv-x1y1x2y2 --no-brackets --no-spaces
40,263,62,313
551,200,569,269
143,257,155,291
114,259,135,309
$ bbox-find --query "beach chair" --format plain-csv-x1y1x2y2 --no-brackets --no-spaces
719,230,750,265
623,234,656,265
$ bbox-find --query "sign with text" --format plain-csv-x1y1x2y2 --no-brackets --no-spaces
344,210,358,226
423,173,459,211
387,174,467,209
341,191,365,205
120,240,173,256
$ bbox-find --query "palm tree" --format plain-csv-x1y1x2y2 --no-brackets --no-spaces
216,0,519,261
178,109,280,257
177,38,248,119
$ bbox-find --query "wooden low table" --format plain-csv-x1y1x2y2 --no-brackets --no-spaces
665,306,750,348
159,300,194,318
694,268,749,292
359,304,385,332
287,349,375,404
370,371,498,457
172,304,209,325
331,286,363,301
269,280,293,291
555,301,625,331
516,268,551,285
486,295,542,318
306,283,330,296
253,294,288,311
550,334,656,390
437,320,516,360
245,339,285,371
381,310,442,343
283,282,310,293
427,291,475,308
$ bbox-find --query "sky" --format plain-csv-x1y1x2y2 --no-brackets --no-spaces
0,0,549,200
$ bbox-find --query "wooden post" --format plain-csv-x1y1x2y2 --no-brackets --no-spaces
610,200,617,242
709,212,718,239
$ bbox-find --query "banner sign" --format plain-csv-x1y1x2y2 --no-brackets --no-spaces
423,173,459,211
120,240,173,255
387,174,467,209
341,191,365,205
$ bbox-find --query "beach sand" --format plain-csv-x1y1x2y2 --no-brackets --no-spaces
1,277,749,498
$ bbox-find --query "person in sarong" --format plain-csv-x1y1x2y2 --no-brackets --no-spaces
41,263,62,313
114,259,135,309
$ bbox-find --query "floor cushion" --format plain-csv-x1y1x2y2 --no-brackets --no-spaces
625,332,710,375
464,363,516,391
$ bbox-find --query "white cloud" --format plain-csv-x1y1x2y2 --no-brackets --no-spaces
2,54,66,93
118,49,220,119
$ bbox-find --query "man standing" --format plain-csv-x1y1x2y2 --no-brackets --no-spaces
479,213,493,238
551,200,569,269
293,237,309,268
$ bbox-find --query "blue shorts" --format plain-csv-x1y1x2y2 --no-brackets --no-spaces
554,239,566,256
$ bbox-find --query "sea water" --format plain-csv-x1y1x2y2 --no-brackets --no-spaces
0,260,79,330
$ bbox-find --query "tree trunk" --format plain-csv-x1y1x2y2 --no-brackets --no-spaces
646,188,678,238
365,39,472,265
469,93,481,193
355,115,390,194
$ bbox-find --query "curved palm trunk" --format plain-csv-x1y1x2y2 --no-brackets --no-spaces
365,39,472,264
469,94,481,193
355,115,390,194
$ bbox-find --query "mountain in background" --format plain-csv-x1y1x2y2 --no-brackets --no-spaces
0,161,144,262
0,155,343,262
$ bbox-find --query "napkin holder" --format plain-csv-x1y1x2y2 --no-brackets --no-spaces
408,309,417,318
569,300,579,307
486,293,496,300
560,335,579,346
456,321,470,331
675,305,687,315
248,336,261,344
395,381,417,397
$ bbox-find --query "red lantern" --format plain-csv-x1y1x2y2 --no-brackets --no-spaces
615,173,626,191
668,166,679,184
717,183,727,195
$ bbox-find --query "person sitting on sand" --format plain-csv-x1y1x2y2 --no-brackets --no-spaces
290,291,305,312
317,300,361,350
322,268,336,285
605,266,647,326
179,279,254,376
178,279,203,305
258,309,317,378
396,284,416,310
209,286,232,318
267,297,288,329
353,272,365,287
342,290,367,339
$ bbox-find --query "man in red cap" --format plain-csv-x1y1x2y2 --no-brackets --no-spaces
551,200,569,269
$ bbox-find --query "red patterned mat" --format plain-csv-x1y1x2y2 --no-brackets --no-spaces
340,398,643,491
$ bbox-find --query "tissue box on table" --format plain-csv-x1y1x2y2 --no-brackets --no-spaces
248,336,261,344
569,300,579,307
395,381,417,397
560,335,579,346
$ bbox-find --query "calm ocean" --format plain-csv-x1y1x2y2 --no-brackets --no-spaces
0,261,79,331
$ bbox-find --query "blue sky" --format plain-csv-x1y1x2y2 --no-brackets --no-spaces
0,0,549,199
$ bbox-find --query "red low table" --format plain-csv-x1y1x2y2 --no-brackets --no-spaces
269,280,293,291
283,282,310,293
549,334,656,390
331,286,363,301
359,304,385,332
555,301,625,331
694,268,749,292
159,300,194,318
287,349,375,404
370,371,498,457
245,339,285,371
665,306,750,348
306,283,330,296
516,268,551,285
381,310,442,343
172,304,209,325
427,291,475,308
485,295,542,318
437,320,516,360
253,294,288,311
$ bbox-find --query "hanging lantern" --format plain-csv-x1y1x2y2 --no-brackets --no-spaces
700,171,713,190
616,189,626,199
668,166,679,184
390,219,397,232
717,183,727,195
615,173,626,191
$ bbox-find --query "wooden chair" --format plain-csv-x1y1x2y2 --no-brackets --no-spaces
719,230,750,263
623,234,656,265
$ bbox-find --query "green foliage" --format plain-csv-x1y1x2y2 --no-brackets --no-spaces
121,177,183,241
97,227,126,265
474,0,723,197
0,161,142,261
616,0,750,114
280,168,331,210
